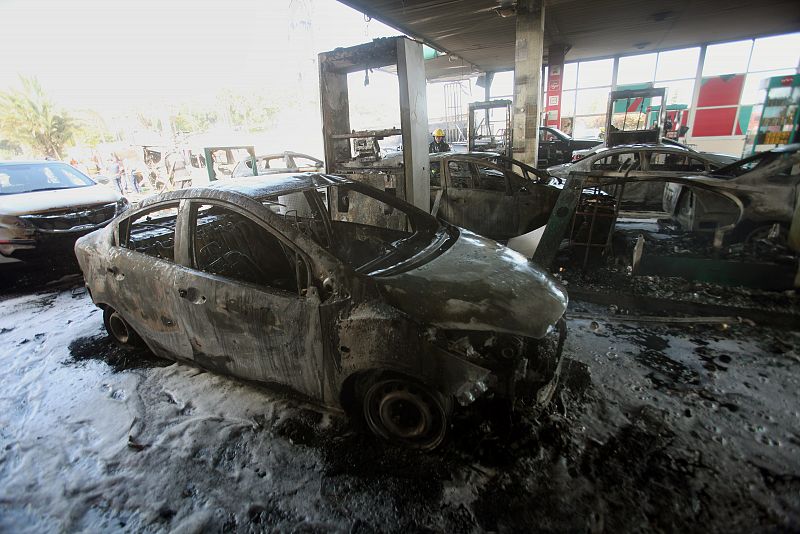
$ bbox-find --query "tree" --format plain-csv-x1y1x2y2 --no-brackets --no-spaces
218,89,278,132
0,76,78,159
74,110,116,147
173,105,219,134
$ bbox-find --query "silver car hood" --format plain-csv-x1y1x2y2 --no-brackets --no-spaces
0,184,121,216
377,230,568,339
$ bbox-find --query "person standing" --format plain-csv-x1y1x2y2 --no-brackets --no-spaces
429,128,451,153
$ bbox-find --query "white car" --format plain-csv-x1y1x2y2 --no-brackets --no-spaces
230,151,324,179
0,161,127,264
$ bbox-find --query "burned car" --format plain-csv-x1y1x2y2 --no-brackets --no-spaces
230,151,324,178
0,161,127,265
664,144,800,241
537,126,602,168
427,152,564,240
423,152,616,246
548,144,738,211
75,174,567,449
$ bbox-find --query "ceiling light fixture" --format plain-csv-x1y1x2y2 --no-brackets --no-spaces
495,0,516,17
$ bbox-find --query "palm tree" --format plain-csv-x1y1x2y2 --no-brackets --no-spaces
0,76,77,159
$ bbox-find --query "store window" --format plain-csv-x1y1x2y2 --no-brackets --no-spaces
703,40,753,76
655,80,695,106
573,115,606,138
656,48,700,81
617,53,657,85
577,59,613,88
740,69,797,105
575,87,609,115
560,90,576,117
748,33,800,72
562,63,578,90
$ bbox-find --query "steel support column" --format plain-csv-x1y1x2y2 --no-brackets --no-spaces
511,0,545,167
396,38,430,211
686,45,707,141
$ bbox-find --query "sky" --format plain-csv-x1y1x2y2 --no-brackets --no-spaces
0,0,401,113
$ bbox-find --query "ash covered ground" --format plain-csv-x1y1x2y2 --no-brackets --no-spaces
1,272,799,533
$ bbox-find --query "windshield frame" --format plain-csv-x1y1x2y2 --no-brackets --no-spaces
257,180,453,278
329,181,449,276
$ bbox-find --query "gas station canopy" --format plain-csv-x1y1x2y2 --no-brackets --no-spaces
339,0,800,79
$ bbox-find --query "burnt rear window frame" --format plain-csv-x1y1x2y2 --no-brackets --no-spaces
117,200,181,263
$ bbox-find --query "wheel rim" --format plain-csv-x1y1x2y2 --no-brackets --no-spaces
364,379,446,449
108,311,131,344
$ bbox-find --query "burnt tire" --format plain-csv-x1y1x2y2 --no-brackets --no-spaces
103,307,143,348
362,376,449,451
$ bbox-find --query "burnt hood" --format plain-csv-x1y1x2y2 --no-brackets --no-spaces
377,230,568,339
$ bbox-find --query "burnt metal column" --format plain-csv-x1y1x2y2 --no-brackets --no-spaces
319,56,351,173
318,37,430,212
511,0,545,167
397,38,431,211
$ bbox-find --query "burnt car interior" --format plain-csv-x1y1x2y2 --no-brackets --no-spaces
248,185,445,276
191,203,303,294
127,204,179,262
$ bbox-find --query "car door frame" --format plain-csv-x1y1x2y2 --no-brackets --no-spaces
171,195,328,401
111,199,195,360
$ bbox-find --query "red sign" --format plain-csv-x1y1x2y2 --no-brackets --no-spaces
545,57,564,128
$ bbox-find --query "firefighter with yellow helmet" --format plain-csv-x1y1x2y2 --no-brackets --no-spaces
429,128,451,153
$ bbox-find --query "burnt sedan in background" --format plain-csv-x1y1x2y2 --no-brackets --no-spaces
537,126,601,168
230,151,324,178
428,152,562,240
425,152,615,245
0,161,126,265
548,145,738,211
664,144,800,241
76,174,567,450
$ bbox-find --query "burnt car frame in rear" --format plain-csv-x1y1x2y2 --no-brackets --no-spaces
76,174,568,449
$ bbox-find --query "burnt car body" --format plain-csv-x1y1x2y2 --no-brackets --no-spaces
537,127,601,168
230,151,324,179
75,173,568,449
450,127,599,167
548,144,738,211
663,144,800,240
566,137,704,162
426,152,617,243
0,161,126,265
348,150,560,241
376,150,615,245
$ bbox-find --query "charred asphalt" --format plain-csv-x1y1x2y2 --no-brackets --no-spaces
0,267,798,533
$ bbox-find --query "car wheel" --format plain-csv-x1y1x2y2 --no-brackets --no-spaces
362,376,449,450
103,307,143,348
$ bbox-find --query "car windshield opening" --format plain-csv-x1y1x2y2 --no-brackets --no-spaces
0,163,95,195
263,183,446,275
711,151,796,178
